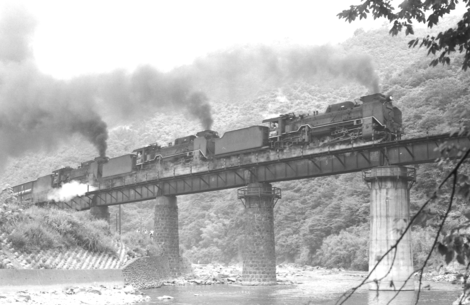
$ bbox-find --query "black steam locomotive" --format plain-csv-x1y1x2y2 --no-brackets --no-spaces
11,93,402,203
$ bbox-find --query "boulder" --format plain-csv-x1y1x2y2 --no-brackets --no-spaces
15,294,31,302
157,295,174,300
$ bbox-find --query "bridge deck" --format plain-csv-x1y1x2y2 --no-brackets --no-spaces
62,133,469,211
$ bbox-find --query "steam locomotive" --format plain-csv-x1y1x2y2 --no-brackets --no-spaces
10,93,402,203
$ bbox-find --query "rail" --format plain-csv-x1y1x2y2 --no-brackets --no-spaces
11,132,469,210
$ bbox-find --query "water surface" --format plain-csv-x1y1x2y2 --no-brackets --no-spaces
141,284,459,305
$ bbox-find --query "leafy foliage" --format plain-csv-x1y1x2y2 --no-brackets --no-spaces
338,0,470,70
316,224,369,270
4,202,116,255
0,16,469,273
121,230,162,258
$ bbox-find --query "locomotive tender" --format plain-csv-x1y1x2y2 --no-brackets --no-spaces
11,93,402,203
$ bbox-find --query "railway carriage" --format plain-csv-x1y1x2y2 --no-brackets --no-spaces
8,93,402,205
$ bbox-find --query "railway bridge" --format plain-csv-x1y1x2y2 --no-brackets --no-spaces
58,133,470,289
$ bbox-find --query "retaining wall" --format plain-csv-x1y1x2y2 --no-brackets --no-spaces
0,269,124,291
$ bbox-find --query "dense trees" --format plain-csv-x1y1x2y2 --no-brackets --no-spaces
0,11,469,276
338,0,470,70
336,2,470,303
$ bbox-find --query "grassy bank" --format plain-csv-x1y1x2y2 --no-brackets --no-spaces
6,206,116,255
0,191,119,269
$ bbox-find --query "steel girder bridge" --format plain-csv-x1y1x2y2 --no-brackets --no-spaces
60,133,470,211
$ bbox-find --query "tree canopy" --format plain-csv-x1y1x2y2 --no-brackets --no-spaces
338,0,470,70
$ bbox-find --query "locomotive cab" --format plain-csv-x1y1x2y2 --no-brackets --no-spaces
263,113,296,138
133,143,161,166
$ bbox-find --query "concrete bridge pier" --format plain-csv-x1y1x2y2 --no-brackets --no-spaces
154,195,180,276
238,182,281,285
363,166,416,291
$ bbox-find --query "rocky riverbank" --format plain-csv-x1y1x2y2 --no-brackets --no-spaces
160,263,465,290
1,264,463,305
148,264,464,305
0,284,150,305
159,263,367,287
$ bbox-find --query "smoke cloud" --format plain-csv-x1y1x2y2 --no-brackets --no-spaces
95,66,213,129
0,6,212,165
0,6,380,168
47,181,96,202
189,45,380,94
0,5,35,63
187,92,213,130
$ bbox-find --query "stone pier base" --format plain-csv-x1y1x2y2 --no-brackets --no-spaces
238,182,280,285
154,195,180,276
364,166,415,291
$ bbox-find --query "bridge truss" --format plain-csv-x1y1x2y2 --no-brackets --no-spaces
60,133,469,211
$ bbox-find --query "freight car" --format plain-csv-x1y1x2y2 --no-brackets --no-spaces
9,93,402,205
263,93,401,148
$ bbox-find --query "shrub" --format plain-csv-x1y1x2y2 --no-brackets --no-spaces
6,206,117,255
122,230,160,258
412,225,441,269
185,246,224,264
316,224,369,271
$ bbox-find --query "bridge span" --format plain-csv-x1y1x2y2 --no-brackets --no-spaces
63,133,470,289
64,133,469,210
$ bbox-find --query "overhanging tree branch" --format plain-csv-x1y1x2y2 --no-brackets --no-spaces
336,146,470,305
338,0,470,70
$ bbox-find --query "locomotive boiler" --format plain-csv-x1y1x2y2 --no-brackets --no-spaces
9,93,402,204
263,93,402,148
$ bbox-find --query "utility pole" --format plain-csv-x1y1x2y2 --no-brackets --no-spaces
119,205,122,236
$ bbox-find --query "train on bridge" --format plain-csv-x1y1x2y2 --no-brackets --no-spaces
11,93,402,204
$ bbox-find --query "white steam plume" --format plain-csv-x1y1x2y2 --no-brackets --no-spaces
47,181,96,202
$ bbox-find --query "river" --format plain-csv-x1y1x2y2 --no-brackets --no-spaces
138,265,462,305
141,285,459,305
143,283,460,305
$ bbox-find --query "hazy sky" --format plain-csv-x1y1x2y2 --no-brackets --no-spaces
2,0,466,79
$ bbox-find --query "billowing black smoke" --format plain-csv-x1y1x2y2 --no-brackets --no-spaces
189,45,380,94
0,6,381,169
283,46,380,92
0,6,108,163
96,66,213,129
0,6,212,166
187,92,213,130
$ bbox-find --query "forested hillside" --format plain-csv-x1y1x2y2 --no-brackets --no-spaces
1,16,469,271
